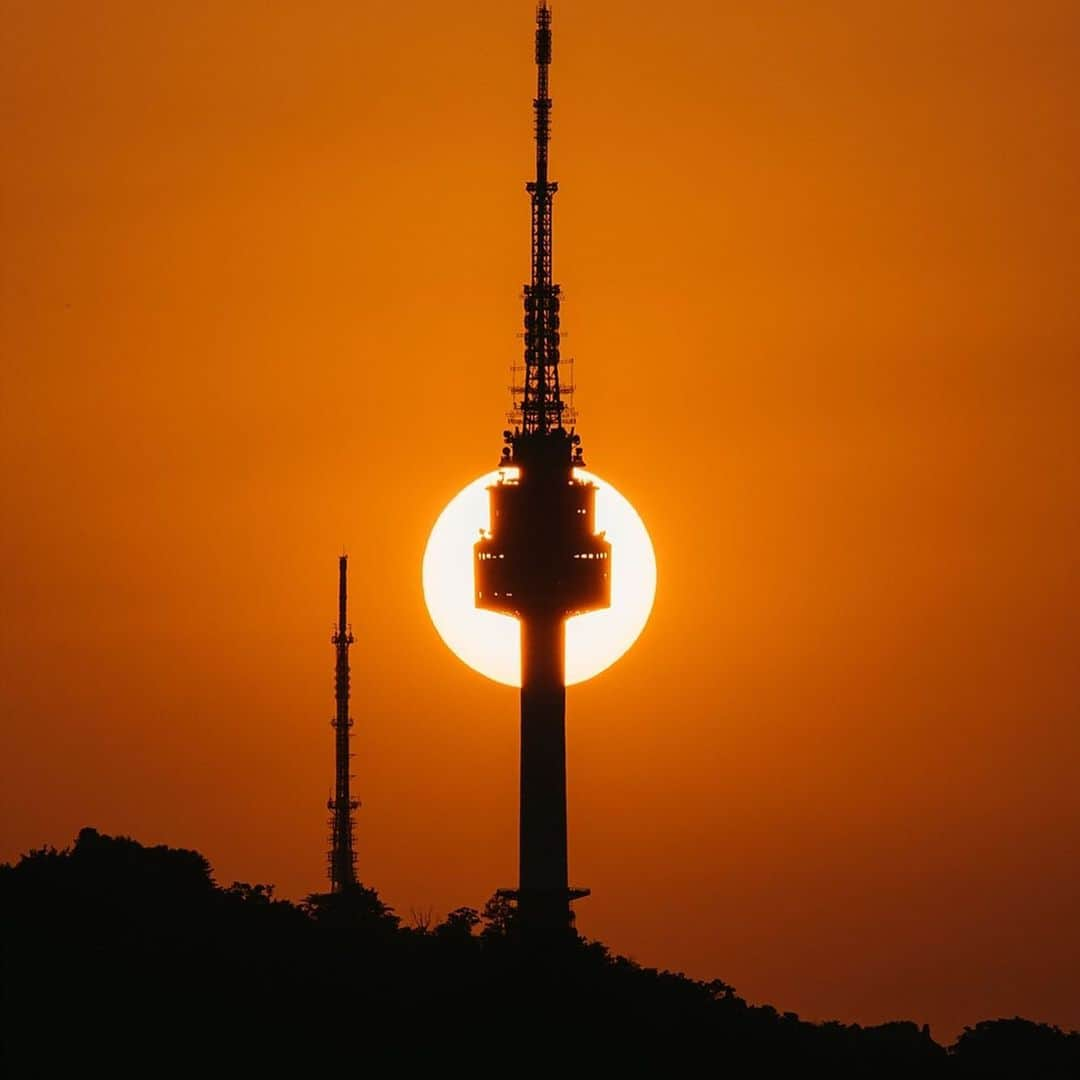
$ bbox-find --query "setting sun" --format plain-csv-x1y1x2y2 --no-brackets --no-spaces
423,469,657,687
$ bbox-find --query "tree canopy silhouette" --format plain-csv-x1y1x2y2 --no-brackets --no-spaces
1,829,1075,1074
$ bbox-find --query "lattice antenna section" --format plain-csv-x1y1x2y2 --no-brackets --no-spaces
514,1,569,437
327,555,359,893
509,355,575,427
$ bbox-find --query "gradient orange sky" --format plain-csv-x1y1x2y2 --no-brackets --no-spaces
3,0,1078,1041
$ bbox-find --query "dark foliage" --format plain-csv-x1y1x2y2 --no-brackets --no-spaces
951,1018,1080,1077
0,830,1074,1075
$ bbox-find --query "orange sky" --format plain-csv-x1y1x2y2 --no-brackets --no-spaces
2,0,1078,1041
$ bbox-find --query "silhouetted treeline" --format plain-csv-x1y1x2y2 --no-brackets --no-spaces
2,829,1077,1075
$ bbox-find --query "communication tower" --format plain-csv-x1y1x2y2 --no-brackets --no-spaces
328,555,359,893
475,2,612,936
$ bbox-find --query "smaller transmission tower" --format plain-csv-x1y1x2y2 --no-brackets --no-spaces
328,555,359,893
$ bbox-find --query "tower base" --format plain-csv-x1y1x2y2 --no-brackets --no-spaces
497,886,590,938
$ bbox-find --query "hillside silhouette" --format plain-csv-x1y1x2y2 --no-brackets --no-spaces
2,829,1077,1075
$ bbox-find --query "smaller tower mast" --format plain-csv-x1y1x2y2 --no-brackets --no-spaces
328,555,358,893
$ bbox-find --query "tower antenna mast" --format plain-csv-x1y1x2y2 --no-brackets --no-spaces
515,0,572,440
328,555,358,893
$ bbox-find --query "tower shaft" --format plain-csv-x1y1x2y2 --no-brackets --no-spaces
328,555,358,893
518,614,570,931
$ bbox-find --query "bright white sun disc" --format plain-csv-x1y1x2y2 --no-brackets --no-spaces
422,469,656,688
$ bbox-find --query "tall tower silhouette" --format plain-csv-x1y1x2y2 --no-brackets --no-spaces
475,2,611,936
328,555,358,893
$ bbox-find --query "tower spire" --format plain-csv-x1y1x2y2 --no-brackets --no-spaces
328,555,358,893
511,0,573,444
